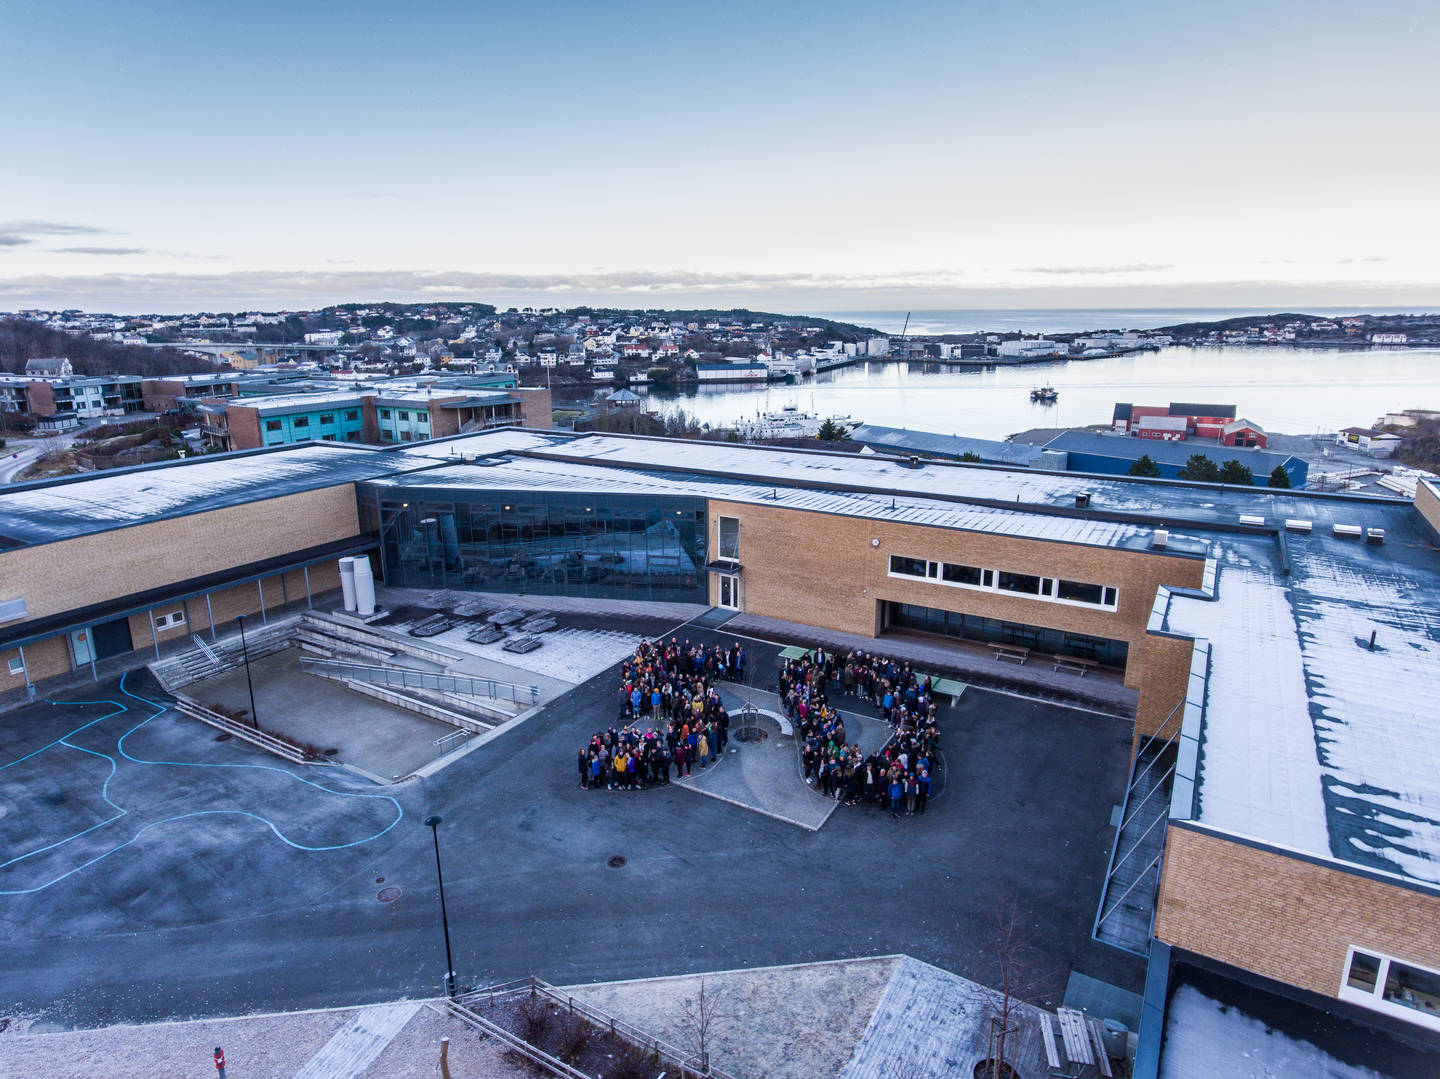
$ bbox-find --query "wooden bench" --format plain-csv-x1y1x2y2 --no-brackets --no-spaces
990,643,1031,665
1053,654,1099,677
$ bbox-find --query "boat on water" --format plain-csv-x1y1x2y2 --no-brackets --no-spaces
1030,385,1059,403
732,403,862,440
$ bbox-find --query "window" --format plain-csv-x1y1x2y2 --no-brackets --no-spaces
1054,579,1119,608
344,410,359,422
400,431,412,442
718,573,740,609
322,433,336,441
941,562,984,587
1341,947,1440,1032
265,419,282,431
154,610,186,630
7,656,23,675
293,416,309,428
397,410,410,421
319,413,334,424
417,414,428,426
889,555,929,579
379,409,391,419
718,516,740,560
997,571,1043,595
345,431,360,441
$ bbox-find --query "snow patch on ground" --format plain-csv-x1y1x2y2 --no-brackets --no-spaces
1160,985,1385,1079
393,618,643,684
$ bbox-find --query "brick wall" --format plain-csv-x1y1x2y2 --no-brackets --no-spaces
516,387,552,429
1417,480,1440,538
26,381,55,416
226,404,263,450
706,500,1205,681
1132,633,1196,740
1156,823,1440,999
0,485,359,627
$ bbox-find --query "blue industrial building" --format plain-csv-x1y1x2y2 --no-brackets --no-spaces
1043,431,1308,487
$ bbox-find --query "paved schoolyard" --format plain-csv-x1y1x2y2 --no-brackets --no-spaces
0,627,1142,1032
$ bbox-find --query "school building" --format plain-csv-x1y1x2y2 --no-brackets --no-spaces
1,428,1437,1071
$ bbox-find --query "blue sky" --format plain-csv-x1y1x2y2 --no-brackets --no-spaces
2,0,1437,312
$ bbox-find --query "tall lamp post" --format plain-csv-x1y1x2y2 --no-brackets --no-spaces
235,614,259,730
424,815,457,998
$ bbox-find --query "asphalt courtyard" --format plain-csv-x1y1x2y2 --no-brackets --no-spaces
0,628,1143,1030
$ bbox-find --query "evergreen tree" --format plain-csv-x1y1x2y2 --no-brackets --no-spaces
816,419,850,441
1177,453,1221,482
958,451,982,462
1218,459,1255,485
1268,464,1293,489
1128,454,1162,477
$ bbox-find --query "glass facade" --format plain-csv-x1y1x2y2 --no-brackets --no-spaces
884,600,1130,668
364,487,708,602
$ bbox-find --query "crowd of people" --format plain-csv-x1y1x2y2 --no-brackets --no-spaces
577,638,743,790
780,646,940,817
576,637,941,819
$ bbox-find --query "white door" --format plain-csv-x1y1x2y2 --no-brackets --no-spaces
718,574,740,610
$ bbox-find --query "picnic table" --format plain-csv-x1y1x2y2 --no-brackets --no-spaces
989,643,1031,665
1052,654,1099,677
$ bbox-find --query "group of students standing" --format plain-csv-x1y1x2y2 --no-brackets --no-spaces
780,645,941,818
577,637,741,790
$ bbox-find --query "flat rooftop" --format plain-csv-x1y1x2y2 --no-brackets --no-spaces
0,443,421,549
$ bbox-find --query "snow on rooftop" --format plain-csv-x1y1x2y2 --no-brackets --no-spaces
1167,526,1440,887
393,430,569,459
1160,985,1386,1079
0,444,403,546
365,455,1152,551
1166,552,1329,855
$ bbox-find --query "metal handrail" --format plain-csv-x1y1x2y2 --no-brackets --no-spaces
445,1000,590,1079
299,656,539,705
465,977,741,1079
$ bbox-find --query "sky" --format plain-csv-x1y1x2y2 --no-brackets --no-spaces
2,0,1438,314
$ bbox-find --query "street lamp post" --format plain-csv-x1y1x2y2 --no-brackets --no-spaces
424,815,457,997
235,614,259,729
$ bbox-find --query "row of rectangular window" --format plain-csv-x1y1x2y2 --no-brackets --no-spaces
1343,946,1440,1032
263,410,361,432
887,555,1118,610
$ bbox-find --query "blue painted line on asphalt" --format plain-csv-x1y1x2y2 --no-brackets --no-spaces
0,673,404,896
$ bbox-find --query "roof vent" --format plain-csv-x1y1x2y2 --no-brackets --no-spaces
1239,514,1266,527
1152,529,1170,549
1285,519,1312,533
907,455,922,469
1367,528,1386,545
1075,492,1091,509
1333,523,1363,539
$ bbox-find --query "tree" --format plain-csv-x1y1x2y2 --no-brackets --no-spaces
1177,453,1220,482
1268,464,1292,489
958,451,983,463
1218,459,1255,485
816,418,850,441
673,977,729,1075
1128,454,1161,477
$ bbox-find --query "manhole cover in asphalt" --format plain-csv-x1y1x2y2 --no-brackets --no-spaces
214,733,233,742
323,747,339,756
734,725,768,743
377,886,403,902
606,855,627,869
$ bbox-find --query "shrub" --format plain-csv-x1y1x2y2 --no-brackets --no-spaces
517,995,552,1043
545,1011,589,1063
604,1042,656,1079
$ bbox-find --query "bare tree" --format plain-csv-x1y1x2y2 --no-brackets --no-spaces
980,896,1044,1079
674,977,730,1076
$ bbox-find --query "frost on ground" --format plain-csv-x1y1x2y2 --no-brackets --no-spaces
563,957,899,1079
399,618,644,684
1159,985,1385,1079
0,1003,538,1079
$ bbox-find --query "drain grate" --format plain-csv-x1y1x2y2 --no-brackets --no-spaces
606,855,627,869
733,725,768,743
377,886,403,902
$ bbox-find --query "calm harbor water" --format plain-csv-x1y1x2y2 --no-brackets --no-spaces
646,345,1440,441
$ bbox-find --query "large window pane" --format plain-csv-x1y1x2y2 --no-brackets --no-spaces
941,562,983,586
1057,579,1107,605
890,555,928,578
997,571,1043,595
718,516,740,560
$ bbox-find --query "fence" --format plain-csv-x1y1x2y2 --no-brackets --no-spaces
463,977,742,1079
299,656,539,706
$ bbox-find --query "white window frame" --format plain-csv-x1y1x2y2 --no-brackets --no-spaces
1339,945,1440,1032
154,609,187,630
717,515,740,562
885,553,1118,611
717,573,740,610
7,656,23,675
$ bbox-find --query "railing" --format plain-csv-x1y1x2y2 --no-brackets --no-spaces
463,977,741,1079
299,656,539,706
172,694,330,767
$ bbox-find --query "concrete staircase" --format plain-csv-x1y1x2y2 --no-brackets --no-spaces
152,616,299,691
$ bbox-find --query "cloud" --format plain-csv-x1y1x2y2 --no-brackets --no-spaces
51,246,149,256
0,220,114,248
1019,263,1175,276
1338,256,1390,265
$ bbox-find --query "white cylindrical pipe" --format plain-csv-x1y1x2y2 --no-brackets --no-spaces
353,556,376,616
339,557,358,612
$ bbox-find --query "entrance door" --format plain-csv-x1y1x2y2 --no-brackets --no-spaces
718,574,740,610
69,627,95,668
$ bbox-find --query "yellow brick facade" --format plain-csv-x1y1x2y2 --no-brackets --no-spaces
1156,824,1440,999
706,500,1204,684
